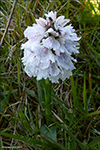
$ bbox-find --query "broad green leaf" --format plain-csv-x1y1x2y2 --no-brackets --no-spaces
40,125,57,142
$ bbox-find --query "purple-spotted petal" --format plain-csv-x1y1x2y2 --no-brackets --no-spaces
42,37,53,48
36,17,46,27
21,11,81,83
56,16,70,26
45,11,57,21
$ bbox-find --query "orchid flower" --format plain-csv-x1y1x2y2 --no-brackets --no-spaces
21,11,81,83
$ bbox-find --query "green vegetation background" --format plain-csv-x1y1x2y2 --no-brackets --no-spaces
0,0,100,149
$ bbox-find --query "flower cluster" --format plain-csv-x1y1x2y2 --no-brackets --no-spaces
21,11,81,83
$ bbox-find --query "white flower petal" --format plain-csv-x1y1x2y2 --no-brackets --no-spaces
21,11,81,83
36,17,46,27
42,37,53,48
52,38,60,50
24,25,45,41
45,11,57,21
56,16,65,25
49,63,60,76
56,16,70,26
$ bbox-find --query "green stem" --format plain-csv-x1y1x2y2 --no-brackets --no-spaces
40,79,53,125
37,81,45,108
